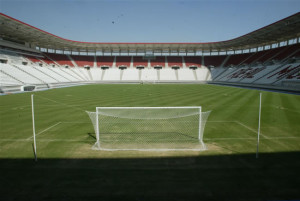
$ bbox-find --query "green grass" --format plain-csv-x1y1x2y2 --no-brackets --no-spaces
0,84,299,200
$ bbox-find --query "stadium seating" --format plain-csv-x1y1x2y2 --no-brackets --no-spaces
45,53,74,67
204,55,227,67
167,56,183,67
284,68,300,80
133,56,148,67
97,56,114,67
89,68,103,81
25,55,43,64
150,56,166,67
141,69,157,81
178,69,195,80
102,68,121,80
0,63,44,84
1,44,299,93
115,56,131,68
195,68,211,81
184,56,202,68
71,55,95,67
160,69,177,80
272,43,300,61
122,69,139,80
224,53,253,66
255,63,300,84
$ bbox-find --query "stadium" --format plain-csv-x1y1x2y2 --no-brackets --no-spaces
0,5,300,201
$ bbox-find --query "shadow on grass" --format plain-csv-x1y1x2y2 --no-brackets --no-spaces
0,152,299,201
87,132,96,140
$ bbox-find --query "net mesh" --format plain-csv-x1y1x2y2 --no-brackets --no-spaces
86,107,211,151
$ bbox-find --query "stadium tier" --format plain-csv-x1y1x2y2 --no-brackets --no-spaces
167,56,183,68
97,56,114,67
184,56,202,68
0,12,299,93
71,55,94,67
0,47,299,92
150,56,166,68
45,53,74,67
115,56,131,68
133,56,148,68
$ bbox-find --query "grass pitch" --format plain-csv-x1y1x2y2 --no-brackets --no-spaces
0,84,299,200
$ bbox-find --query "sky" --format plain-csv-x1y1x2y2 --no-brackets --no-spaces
0,0,299,43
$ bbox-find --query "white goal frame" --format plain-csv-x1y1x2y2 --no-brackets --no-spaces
91,106,208,151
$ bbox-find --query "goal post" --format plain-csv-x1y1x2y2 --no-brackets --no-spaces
86,107,211,151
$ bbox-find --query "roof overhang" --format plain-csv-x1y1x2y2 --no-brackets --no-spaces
0,12,300,53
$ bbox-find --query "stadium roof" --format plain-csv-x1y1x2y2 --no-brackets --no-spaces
0,12,300,53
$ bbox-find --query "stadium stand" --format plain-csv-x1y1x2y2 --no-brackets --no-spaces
133,56,148,68
102,68,121,80
167,56,183,68
184,56,202,68
224,53,253,67
116,56,131,68
71,55,95,67
150,56,166,67
0,70,23,86
39,55,57,66
45,53,74,67
25,55,44,64
178,69,195,80
97,56,114,68
141,69,158,81
204,55,227,67
255,63,300,84
160,69,177,80
0,12,299,93
196,68,211,81
89,68,103,81
122,68,139,80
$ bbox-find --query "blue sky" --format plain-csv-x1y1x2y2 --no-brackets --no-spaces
1,0,299,43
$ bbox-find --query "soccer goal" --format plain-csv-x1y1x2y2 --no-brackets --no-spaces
86,107,211,151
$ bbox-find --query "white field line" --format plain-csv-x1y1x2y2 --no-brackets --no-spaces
1,136,299,142
62,122,90,124
26,122,61,140
234,120,269,139
207,121,235,123
205,137,256,140
0,139,94,142
205,136,300,141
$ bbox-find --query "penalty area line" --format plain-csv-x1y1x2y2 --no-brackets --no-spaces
205,136,300,141
0,139,94,142
235,121,269,138
26,122,61,140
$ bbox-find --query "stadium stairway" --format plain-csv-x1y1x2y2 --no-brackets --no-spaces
101,70,106,81
120,69,124,80
220,55,230,67
157,69,160,81
193,69,198,80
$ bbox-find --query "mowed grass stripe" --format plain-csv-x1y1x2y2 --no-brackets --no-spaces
0,84,299,158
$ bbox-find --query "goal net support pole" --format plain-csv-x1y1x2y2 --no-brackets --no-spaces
256,92,262,159
31,94,37,162
87,107,211,151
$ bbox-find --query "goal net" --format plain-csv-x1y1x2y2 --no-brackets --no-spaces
86,107,211,151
